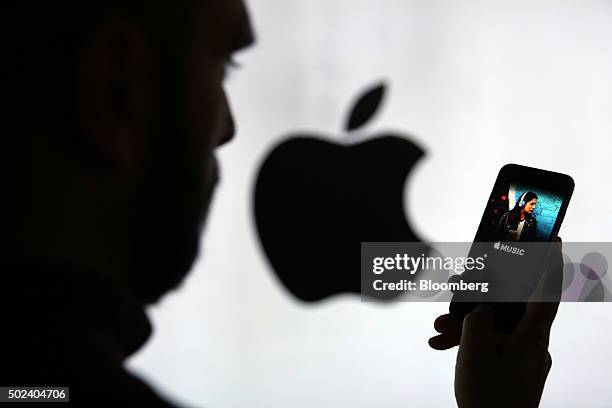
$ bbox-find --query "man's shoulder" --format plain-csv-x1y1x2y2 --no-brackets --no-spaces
0,258,175,406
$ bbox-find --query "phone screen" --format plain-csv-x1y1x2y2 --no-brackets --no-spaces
474,164,574,243
476,184,567,242
450,164,574,329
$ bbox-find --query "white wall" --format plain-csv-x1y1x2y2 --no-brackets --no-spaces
127,1,612,406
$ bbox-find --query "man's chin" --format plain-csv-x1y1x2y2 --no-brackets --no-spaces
128,235,198,304
130,182,218,305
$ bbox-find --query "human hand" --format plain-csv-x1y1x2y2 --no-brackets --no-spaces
430,237,563,408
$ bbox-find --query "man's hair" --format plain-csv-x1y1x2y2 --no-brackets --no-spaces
2,2,192,125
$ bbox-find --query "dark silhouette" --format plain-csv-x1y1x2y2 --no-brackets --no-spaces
431,237,564,407
1,1,566,407
1,1,254,405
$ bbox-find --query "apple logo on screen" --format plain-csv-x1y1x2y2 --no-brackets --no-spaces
253,82,429,302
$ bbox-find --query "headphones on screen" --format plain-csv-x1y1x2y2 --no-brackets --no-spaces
518,192,527,207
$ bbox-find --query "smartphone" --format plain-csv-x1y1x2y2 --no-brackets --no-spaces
449,164,574,330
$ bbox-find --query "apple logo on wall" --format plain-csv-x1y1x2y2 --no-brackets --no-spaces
254,82,429,302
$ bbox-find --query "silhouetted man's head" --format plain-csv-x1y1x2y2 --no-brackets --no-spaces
2,1,254,303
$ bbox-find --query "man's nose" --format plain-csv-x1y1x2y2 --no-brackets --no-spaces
217,90,235,147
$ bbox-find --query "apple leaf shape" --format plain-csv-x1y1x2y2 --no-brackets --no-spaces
345,81,386,131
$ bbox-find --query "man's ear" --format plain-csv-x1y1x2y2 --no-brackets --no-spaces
77,17,154,178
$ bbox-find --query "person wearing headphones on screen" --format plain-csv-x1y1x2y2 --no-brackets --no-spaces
497,191,538,242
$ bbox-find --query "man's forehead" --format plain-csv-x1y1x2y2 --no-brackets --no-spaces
196,0,255,52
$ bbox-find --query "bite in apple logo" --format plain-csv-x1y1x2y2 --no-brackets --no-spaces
253,81,429,302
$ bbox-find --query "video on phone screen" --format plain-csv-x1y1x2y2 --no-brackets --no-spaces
477,183,564,242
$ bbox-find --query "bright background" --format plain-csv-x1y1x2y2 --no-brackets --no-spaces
127,1,612,407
